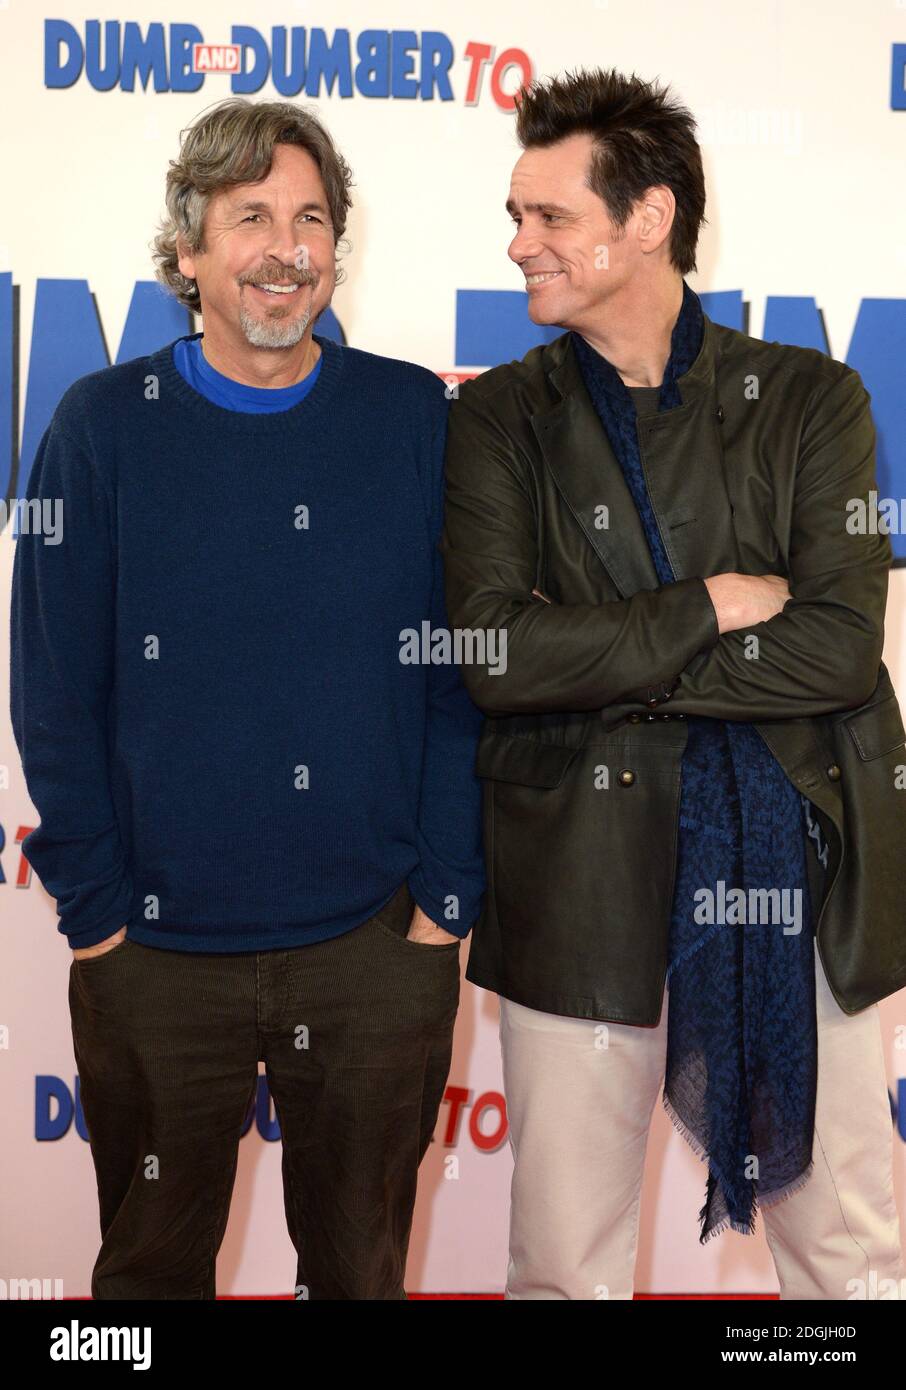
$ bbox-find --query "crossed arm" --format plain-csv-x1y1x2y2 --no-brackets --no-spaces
441,369,890,720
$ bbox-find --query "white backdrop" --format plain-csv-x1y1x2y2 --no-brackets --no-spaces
1,0,904,1296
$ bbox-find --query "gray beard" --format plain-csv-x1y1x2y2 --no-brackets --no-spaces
238,286,315,348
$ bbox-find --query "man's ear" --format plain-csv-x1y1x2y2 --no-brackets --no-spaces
637,185,676,255
175,234,196,282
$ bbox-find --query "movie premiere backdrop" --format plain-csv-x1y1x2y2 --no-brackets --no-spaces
1,1,905,1297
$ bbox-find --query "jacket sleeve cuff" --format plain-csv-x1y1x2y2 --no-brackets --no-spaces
675,575,721,653
625,576,721,708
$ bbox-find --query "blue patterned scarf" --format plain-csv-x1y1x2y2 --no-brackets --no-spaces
571,283,819,1241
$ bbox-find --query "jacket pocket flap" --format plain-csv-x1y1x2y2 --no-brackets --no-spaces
844,695,906,760
474,736,579,787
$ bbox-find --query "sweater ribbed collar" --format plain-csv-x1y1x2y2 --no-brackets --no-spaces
148,330,345,435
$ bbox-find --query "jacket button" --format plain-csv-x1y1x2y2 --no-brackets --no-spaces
645,713,657,721
676,713,686,719
628,712,641,723
716,405,725,422
660,713,671,720
826,763,842,781
618,769,636,786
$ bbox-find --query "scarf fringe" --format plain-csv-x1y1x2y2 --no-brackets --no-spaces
755,1156,816,1214
665,913,726,979
662,1092,816,1242
698,1213,757,1245
662,1091,721,1172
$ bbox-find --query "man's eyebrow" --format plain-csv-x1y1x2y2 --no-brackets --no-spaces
505,198,573,216
230,197,331,216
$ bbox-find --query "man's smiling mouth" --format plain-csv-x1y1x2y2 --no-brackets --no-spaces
249,282,305,296
525,271,563,287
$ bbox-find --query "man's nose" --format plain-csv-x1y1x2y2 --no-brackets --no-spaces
508,225,543,265
263,226,308,274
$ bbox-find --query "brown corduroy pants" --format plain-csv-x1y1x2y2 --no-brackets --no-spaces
68,881,460,1300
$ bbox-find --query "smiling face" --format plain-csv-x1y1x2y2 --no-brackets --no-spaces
177,142,337,352
507,131,647,336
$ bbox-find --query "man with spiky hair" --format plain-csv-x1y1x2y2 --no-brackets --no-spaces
443,67,906,1299
10,97,484,1300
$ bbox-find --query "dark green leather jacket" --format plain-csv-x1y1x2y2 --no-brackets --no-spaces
441,315,906,1024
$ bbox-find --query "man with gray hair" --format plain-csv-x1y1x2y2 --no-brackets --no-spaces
10,97,484,1300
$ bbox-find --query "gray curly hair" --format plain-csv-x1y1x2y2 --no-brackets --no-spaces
151,97,355,315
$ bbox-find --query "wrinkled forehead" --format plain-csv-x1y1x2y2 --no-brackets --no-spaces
506,135,595,212
214,144,331,210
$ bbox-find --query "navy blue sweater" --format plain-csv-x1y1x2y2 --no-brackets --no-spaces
10,332,485,951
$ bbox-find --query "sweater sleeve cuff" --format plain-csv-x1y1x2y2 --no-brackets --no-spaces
407,867,479,940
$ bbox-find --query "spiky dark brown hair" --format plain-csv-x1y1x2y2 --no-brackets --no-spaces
515,67,706,275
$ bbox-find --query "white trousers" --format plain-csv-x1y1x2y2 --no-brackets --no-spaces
499,941,904,1299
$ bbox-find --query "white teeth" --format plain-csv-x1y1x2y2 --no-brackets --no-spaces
526,271,562,286
257,283,301,294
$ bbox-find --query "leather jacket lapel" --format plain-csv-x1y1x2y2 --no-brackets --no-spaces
636,388,743,581
531,385,660,597
531,316,741,593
